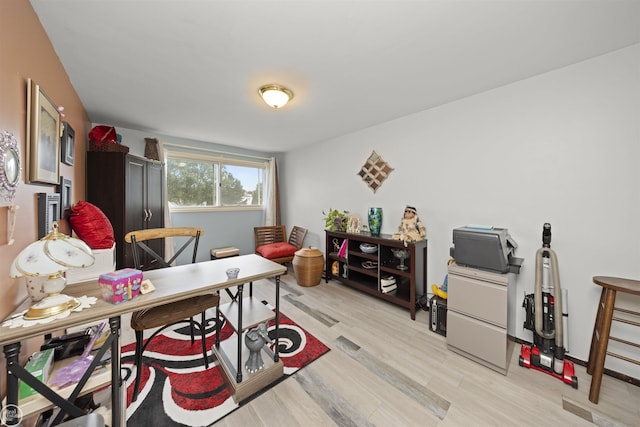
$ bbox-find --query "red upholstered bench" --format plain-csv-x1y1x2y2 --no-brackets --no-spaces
254,225,307,265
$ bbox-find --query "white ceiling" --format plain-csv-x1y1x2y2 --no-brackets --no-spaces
30,1,640,153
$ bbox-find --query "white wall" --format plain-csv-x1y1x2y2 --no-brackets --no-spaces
281,44,640,378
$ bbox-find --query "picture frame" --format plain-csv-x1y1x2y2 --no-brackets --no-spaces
59,176,72,218
61,122,75,165
27,79,61,185
37,192,61,239
347,216,361,234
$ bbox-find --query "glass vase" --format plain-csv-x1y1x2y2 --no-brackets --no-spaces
368,207,382,236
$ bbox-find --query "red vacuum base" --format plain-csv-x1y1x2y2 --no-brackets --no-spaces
519,344,578,389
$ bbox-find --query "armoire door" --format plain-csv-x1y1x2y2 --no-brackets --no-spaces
144,161,165,269
146,161,164,231
87,151,127,269
124,156,146,268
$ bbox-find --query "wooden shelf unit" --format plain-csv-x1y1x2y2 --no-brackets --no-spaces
325,230,427,320
213,294,283,403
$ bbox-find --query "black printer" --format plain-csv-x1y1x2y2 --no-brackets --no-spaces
450,226,523,274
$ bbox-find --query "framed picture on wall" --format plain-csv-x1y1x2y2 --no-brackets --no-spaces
61,122,75,165
37,192,61,239
27,79,61,185
59,176,72,218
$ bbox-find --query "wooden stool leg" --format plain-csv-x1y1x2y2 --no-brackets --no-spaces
587,287,607,374
588,288,616,404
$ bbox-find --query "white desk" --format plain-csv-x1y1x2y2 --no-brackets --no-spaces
1,254,286,426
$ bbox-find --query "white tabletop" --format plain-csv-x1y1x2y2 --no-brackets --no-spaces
0,254,286,347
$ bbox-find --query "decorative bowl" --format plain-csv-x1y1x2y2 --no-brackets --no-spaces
359,243,377,254
226,268,240,279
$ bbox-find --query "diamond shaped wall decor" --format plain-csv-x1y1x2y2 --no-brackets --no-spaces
357,150,394,193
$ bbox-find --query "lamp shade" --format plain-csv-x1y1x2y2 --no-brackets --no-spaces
10,222,94,278
10,222,94,320
258,84,293,109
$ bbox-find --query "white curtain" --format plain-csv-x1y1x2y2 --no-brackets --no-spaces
263,157,277,226
158,139,175,262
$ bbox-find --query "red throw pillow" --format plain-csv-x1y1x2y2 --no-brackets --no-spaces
256,242,297,259
69,201,115,249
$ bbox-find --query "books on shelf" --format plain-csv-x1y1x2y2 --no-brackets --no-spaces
19,349,54,399
337,239,348,258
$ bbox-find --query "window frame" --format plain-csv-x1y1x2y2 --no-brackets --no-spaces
166,150,267,213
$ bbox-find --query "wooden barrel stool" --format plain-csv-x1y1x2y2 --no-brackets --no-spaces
587,276,640,403
292,247,324,287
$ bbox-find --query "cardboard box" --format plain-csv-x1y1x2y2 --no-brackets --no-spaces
99,268,143,304
19,348,55,400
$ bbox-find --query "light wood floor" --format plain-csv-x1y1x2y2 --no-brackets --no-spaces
210,271,639,427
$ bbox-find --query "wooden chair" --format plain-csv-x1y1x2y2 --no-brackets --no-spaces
254,225,307,265
124,227,220,402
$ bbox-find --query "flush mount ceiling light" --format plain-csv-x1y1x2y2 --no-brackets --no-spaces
258,84,294,109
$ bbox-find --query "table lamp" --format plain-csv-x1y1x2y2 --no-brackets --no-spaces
10,221,95,319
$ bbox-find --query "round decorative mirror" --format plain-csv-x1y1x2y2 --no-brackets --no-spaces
1,131,21,202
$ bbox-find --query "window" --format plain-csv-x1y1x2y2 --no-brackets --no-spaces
167,152,266,210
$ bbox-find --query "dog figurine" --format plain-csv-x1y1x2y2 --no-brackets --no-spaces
245,321,272,373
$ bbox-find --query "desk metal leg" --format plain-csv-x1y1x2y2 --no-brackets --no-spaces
274,275,280,363
109,316,123,427
215,306,220,349
236,284,244,383
3,342,20,426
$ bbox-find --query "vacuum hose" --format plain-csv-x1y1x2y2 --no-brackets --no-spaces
534,247,563,346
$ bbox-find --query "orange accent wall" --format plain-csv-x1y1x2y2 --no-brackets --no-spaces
0,0,90,398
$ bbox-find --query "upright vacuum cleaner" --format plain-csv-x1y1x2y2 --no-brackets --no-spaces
519,223,578,388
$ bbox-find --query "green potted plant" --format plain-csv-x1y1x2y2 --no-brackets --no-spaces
323,208,349,232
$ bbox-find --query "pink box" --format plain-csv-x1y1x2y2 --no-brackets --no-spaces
99,268,143,304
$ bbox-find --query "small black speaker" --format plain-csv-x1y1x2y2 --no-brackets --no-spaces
429,295,447,336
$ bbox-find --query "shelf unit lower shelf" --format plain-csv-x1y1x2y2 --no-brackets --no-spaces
4,360,112,419
212,335,283,403
326,272,413,309
218,296,275,332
